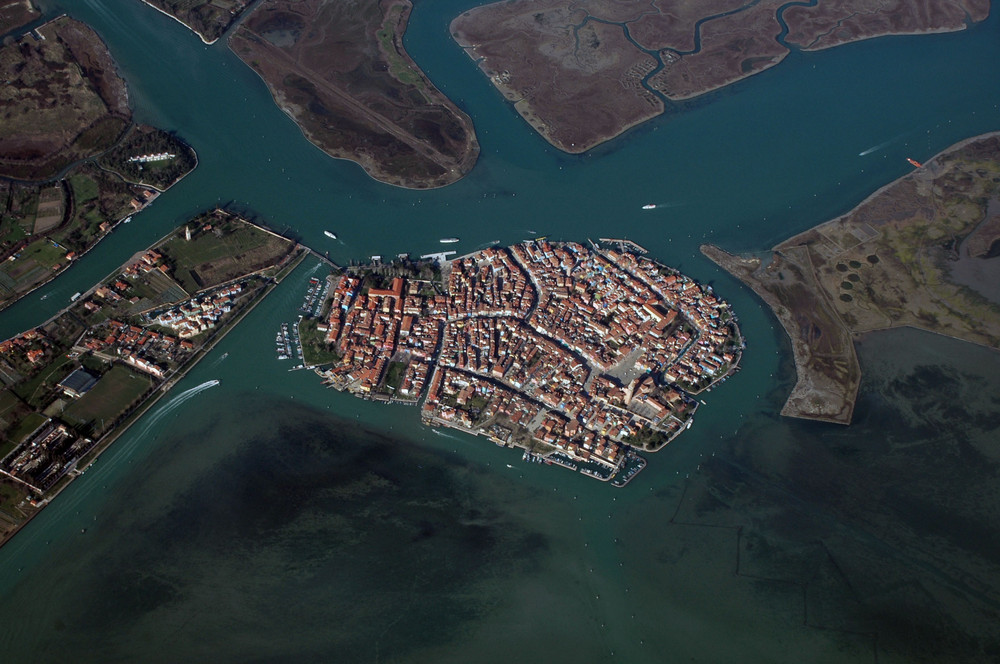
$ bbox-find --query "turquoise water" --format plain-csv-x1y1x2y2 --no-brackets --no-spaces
1,1,999,661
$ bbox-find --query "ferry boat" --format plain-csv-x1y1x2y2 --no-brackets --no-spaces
439,237,459,243
641,204,656,210
324,230,337,240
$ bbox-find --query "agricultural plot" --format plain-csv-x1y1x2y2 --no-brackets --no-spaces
0,166,151,308
32,186,65,234
126,270,189,315
0,238,69,300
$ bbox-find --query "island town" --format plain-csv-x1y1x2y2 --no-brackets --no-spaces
310,239,743,484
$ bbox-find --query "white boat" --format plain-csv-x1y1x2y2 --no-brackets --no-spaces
70,292,81,302
122,216,132,223
641,204,656,210
439,237,460,243
324,231,337,240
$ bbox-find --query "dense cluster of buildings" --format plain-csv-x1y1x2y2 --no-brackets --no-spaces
127,152,176,163
315,241,741,472
0,328,51,366
80,319,191,379
0,420,86,493
152,283,244,338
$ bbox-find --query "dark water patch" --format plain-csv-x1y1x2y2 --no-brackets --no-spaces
613,327,1000,662
0,397,550,662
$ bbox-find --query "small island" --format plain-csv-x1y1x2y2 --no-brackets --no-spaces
0,16,198,310
704,132,1000,424
0,209,304,546
300,240,743,482
0,15,130,180
227,0,479,188
451,0,989,153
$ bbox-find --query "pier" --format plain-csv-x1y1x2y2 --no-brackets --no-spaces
597,237,649,254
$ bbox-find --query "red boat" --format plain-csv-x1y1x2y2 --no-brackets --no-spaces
907,158,923,168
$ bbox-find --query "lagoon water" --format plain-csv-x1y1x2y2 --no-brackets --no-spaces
2,1,1000,661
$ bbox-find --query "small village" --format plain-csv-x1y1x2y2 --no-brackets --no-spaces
313,240,743,483
0,211,300,502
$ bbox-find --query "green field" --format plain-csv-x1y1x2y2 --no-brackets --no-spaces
299,318,340,366
0,390,32,445
0,389,27,421
379,361,406,395
164,223,271,266
14,355,73,408
0,237,68,296
17,238,65,268
159,216,292,292
0,481,28,520
68,174,99,203
62,365,152,431
6,412,47,448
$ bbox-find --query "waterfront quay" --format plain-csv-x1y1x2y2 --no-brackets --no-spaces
311,239,743,481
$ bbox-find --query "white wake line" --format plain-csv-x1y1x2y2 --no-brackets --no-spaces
859,133,907,156
94,381,220,473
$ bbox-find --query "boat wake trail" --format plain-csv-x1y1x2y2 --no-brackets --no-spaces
207,353,228,369
642,201,685,211
859,134,904,156
113,381,220,459
59,380,221,512
430,429,463,442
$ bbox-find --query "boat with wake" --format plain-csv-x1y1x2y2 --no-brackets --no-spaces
642,204,656,210
324,230,337,240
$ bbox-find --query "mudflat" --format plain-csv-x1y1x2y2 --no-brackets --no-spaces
704,132,1000,424
229,0,479,188
0,0,39,34
452,0,989,152
0,16,130,180
783,0,990,50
